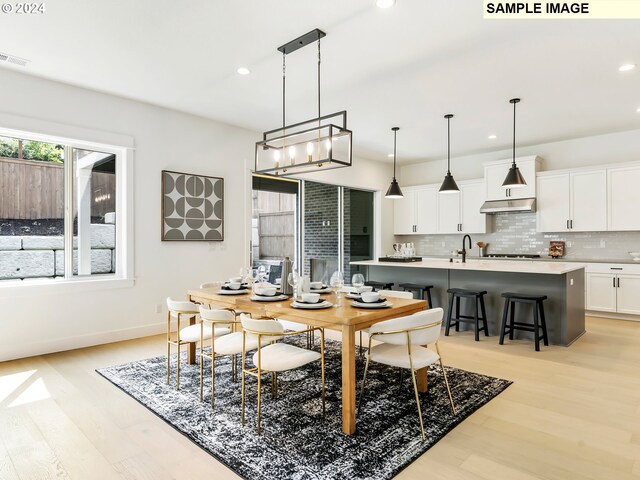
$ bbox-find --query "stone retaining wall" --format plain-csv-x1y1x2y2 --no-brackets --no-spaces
0,224,116,280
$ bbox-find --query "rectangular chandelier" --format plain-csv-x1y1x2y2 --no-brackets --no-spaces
255,111,352,176
253,28,353,177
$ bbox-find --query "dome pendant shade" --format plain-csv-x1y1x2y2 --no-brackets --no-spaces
439,113,460,194
502,98,527,188
502,164,527,188
385,178,404,198
385,126,404,199
439,172,460,193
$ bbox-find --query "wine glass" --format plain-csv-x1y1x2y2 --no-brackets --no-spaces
330,271,345,301
287,271,299,300
352,273,365,295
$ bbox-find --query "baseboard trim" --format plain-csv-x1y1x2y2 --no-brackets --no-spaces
586,310,640,322
0,322,166,362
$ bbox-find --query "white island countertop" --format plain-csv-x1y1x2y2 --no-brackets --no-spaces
350,258,587,275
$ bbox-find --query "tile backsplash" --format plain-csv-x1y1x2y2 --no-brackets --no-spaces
395,213,640,261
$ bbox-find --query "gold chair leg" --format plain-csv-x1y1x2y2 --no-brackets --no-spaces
410,367,426,441
211,334,216,408
257,368,262,435
357,353,372,415
166,312,171,385
271,372,276,399
199,323,204,402
176,314,181,390
320,329,325,418
435,343,456,415
359,331,363,357
241,362,246,426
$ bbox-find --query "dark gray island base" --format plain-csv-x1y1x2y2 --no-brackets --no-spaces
351,260,585,346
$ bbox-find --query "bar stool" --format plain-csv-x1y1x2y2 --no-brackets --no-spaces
499,293,549,351
365,281,394,291
399,283,435,308
444,288,489,341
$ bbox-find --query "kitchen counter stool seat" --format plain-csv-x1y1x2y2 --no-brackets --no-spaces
365,281,394,291
399,283,435,308
444,289,489,341
499,292,549,351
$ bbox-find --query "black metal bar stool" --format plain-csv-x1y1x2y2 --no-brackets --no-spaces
365,281,394,291
499,292,549,351
398,283,435,308
445,288,489,341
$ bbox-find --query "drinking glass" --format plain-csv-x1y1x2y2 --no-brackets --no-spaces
287,272,299,300
330,271,345,301
352,273,365,292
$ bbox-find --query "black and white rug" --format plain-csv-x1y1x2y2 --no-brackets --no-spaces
97,338,511,480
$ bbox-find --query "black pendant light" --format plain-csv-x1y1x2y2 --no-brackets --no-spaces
385,127,403,198
502,98,527,188
439,114,460,193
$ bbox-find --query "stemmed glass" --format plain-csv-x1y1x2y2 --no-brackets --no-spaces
330,271,345,302
287,271,300,300
352,273,365,295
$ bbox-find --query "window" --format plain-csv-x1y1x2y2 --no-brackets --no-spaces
0,129,128,286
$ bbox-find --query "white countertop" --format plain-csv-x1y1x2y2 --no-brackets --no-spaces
351,258,586,275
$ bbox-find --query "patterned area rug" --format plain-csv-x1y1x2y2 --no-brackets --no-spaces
97,338,511,480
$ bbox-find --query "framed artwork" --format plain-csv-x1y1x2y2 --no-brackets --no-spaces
161,170,224,241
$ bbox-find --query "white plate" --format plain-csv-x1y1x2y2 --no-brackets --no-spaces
250,294,288,302
217,289,250,295
291,301,333,310
309,288,332,294
345,293,361,300
351,300,392,309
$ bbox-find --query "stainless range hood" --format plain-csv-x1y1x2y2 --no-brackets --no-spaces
480,197,536,214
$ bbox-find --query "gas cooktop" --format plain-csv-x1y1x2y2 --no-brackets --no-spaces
486,254,541,259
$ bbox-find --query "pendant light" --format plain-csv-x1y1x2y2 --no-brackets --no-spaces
439,114,460,193
502,98,527,188
385,127,403,198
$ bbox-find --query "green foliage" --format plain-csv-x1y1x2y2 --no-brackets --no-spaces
0,137,19,158
0,136,64,163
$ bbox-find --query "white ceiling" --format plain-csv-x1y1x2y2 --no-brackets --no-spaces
1,0,639,163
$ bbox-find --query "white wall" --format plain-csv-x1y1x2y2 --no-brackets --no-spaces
399,128,640,186
0,69,256,361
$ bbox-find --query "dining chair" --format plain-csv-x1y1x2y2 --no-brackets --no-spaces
201,308,274,408
240,315,325,434
358,308,456,440
166,297,215,390
359,289,415,356
198,306,236,406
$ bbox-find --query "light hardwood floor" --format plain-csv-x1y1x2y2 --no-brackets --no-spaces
1,316,639,480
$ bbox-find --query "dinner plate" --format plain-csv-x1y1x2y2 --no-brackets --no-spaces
351,300,392,309
309,288,332,294
345,293,361,300
217,289,250,295
291,301,333,309
250,294,288,302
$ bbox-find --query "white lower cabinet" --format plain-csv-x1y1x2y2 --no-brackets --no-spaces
586,264,640,317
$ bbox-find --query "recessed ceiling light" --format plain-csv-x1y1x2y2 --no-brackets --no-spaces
637,107,640,113
376,0,396,9
619,63,636,72
488,134,497,140
387,153,394,157
237,67,251,75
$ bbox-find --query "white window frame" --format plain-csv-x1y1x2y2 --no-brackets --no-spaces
0,113,134,295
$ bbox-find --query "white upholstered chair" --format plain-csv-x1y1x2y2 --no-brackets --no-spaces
359,289,416,355
358,307,456,440
240,315,325,434
166,297,220,390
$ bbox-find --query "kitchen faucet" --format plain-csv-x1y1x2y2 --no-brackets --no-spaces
461,234,472,263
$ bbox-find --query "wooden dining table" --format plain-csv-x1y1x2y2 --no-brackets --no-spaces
187,287,426,435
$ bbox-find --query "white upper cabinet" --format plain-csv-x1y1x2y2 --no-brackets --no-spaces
416,186,438,234
536,169,607,232
437,191,461,234
393,188,417,235
460,180,488,234
608,165,640,231
570,170,607,232
484,156,540,201
536,173,570,232
392,186,438,235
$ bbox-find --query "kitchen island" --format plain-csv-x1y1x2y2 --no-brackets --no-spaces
351,258,586,346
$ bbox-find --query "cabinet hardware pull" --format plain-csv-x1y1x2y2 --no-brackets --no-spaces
610,267,623,270
570,220,573,229
566,220,570,229
613,277,616,288
617,278,620,288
